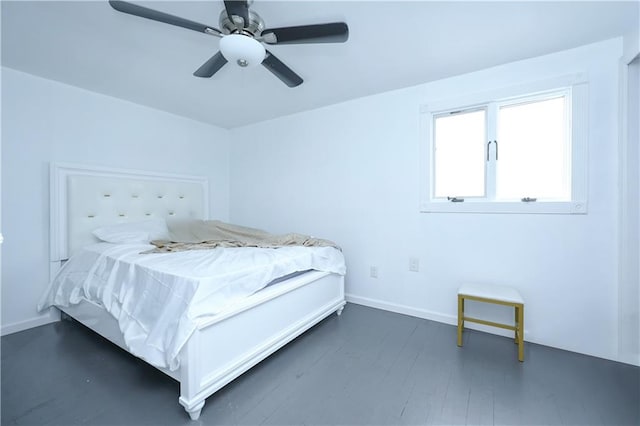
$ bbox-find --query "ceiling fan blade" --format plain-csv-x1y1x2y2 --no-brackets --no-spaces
109,1,222,36
193,52,228,78
261,22,349,45
261,50,303,88
223,0,250,28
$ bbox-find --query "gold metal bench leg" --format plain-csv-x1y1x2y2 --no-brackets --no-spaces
517,303,524,362
456,292,524,361
457,295,464,347
514,305,519,344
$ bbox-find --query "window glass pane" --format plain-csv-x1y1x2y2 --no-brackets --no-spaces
433,109,486,198
496,96,569,200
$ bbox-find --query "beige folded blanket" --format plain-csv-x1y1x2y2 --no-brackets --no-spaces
147,220,339,253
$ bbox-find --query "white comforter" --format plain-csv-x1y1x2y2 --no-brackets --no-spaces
38,243,346,370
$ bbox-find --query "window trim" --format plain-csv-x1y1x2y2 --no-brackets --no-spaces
419,73,588,214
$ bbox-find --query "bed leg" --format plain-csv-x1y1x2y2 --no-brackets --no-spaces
179,398,205,421
185,400,205,421
336,306,344,316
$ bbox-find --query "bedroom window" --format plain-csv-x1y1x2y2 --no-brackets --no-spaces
420,74,588,214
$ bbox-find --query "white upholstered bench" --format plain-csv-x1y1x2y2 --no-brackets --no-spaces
457,283,525,361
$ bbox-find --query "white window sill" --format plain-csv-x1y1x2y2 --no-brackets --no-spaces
420,200,587,214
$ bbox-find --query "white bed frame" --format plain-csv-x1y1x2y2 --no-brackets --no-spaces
49,163,346,420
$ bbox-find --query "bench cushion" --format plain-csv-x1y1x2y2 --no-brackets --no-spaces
458,283,524,304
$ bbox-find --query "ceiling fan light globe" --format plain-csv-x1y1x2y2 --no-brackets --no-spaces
220,34,265,68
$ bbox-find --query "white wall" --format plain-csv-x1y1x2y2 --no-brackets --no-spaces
230,38,632,363
1,67,231,335
617,28,640,365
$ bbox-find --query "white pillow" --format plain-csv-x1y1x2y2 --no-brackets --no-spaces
92,218,170,244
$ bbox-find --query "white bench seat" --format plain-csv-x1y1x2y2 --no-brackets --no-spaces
458,283,524,304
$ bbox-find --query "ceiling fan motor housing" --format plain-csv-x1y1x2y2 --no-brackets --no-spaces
219,9,264,36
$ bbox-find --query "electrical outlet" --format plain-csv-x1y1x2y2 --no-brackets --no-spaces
370,266,378,278
409,257,419,272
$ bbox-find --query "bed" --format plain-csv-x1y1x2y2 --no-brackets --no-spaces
42,163,346,420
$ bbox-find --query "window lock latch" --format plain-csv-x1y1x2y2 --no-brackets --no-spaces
521,197,537,202
447,197,465,203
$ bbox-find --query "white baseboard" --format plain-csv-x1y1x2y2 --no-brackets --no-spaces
617,352,640,367
1,310,60,336
346,293,457,325
346,293,528,341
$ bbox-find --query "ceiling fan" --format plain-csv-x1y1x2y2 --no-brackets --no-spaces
109,0,349,87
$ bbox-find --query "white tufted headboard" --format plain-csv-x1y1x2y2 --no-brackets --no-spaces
50,163,209,271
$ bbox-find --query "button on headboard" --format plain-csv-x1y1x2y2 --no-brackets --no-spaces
50,163,209,266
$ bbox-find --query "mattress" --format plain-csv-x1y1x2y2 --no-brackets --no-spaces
38,242,346,370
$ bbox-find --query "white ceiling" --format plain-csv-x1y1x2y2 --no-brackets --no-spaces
2,1,638,129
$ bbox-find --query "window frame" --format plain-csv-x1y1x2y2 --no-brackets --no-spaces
419,73,588,214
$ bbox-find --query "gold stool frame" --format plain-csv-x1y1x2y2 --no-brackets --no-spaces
457,293,524,362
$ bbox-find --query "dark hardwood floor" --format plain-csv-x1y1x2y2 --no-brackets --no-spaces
2,304,638,425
